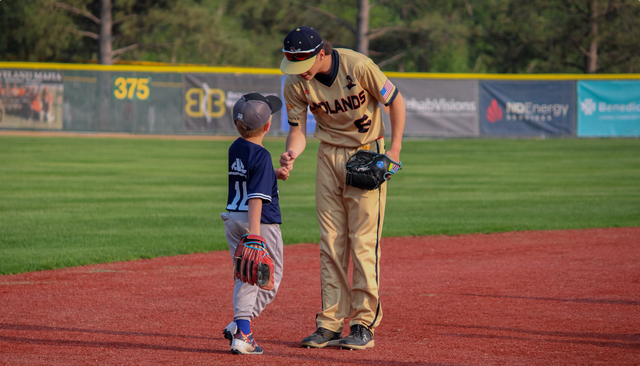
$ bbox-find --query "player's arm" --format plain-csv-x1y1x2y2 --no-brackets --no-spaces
280,78,308,171
360,60,405,163
385,92,406,164
248,198,262,235
280,125,306,171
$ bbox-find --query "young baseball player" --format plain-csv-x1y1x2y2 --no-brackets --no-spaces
279,26,406,350
221,92,288,355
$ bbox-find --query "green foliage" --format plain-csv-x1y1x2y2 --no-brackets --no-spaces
1,136,639,275
1,1,640,70
0,0,80,62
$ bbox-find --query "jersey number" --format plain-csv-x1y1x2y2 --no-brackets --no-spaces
354,114,371,133
227,181,249,210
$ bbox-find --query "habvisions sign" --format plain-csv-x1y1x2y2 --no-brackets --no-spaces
389,78,479,137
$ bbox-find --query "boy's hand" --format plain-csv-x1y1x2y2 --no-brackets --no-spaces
276,167,289,181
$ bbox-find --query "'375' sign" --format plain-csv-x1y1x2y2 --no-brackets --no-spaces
113,77,150,100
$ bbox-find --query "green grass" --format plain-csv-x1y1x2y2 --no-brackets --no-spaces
1,135,639,275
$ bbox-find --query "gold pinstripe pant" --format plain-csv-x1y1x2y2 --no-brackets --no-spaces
314,138,386,333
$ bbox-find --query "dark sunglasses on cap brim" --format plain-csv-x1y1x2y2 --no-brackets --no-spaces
282,43,323,62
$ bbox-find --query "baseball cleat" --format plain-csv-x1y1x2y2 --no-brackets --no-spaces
301,327,342,348
222,321,237,345
230,331,263,355
338,324,375,350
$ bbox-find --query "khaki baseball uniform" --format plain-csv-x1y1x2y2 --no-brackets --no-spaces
283,48,398,332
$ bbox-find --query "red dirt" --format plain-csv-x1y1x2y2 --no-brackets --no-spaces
1,228,639,365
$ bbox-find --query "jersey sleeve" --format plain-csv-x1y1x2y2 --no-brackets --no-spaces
358,59,398,106
283,76,309,129
247,151,275,203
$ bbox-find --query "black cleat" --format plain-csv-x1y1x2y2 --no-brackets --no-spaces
223,321,237,346
301,327,342,348
338,324,374,350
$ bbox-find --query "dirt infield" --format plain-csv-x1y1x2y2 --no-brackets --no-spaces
1,228,639,365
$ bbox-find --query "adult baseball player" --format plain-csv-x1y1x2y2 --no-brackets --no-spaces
279,26,406,350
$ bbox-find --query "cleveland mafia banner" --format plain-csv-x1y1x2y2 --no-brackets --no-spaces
0,69,64,130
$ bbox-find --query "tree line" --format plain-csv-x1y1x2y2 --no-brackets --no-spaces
1,0,639,73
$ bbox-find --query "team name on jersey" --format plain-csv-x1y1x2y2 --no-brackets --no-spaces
310,90,366,115
229,158,247,177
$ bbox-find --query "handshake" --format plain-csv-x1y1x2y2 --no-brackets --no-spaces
276,150,297,181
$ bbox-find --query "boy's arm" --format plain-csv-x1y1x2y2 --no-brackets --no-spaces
248,198,262,235
275,167,290,181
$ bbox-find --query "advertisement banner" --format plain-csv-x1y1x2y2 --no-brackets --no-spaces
62,71,185,134
183,73,281,134
480,81,576,136
0,69,64,130
389,78,479,137
577,81,640,137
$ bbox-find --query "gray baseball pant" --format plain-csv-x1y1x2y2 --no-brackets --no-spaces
221,211,284,321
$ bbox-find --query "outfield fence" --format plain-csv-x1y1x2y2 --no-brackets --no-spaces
1,62,639,137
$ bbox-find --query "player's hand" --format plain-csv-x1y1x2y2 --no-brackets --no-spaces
385,149,400,166
279,150,297,171
275,167,289,181
384,148,401,180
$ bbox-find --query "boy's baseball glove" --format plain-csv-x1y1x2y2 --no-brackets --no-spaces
346,150,402,190
233,233,275,291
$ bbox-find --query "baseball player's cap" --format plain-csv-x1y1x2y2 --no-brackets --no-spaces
280,26,323,75
232,93,283,130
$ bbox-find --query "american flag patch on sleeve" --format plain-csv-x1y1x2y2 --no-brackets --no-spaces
380,79,394,100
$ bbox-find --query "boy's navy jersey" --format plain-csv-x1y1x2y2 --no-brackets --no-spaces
226,138,282,224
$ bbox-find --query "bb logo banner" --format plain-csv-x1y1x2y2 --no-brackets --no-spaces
182,73,280,133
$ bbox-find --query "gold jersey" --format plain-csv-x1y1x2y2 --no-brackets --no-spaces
283,48,398,148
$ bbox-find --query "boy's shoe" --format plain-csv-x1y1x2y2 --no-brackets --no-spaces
222,321,237,345
301,327,342,348
230,331,263,355
338,324,374,350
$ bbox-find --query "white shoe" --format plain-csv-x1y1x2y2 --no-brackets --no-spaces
230,331,263,355
222,321,237,345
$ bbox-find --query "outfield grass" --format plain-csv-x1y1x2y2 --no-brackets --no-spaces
1,135,639,275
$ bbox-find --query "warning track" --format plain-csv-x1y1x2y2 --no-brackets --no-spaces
1,228,639,365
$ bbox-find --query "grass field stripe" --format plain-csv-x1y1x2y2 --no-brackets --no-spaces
1,136,639,275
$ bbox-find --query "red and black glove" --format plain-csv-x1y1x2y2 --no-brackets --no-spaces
233,233,275,291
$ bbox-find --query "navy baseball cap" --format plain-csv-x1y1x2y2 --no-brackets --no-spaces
280,26,324,75
232,93,283,130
